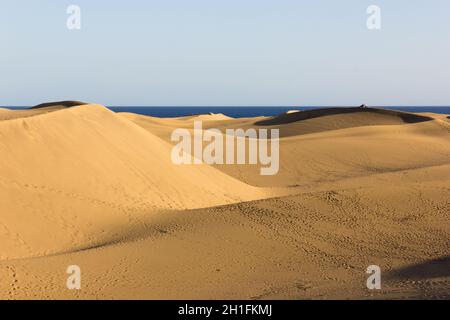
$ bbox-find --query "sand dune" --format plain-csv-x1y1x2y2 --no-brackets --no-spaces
123,107,450,187
0,106,69,121
250,107,434,137
176,112,233,121
215,121,450,187
257,107,433,125
0,104,268,259
0,104,448,299
0,164,448,300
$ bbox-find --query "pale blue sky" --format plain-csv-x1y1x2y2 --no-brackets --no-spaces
1,0,449,106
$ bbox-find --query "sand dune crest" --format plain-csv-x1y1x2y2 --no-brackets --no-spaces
31,100,89,109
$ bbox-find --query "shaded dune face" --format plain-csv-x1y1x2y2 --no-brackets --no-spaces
30,100,88,109
255,107,433,126
249,107,436,138
388,256,450,280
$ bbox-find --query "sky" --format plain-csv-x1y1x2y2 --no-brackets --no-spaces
1,0,449,106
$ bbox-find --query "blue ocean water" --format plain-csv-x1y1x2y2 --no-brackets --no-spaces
5,106,450,118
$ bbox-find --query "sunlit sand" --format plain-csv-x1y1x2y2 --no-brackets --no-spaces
0,103,448,299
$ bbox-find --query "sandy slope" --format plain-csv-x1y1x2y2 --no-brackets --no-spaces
122,108,450,187
176,113,233,121
0,104,268,259
0,105,449,299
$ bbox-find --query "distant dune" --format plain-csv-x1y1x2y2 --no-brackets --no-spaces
0,103,448,299
0,103,89,121
30,100,88,109
256,107,433,125
177,112,233,121
250,107,434,137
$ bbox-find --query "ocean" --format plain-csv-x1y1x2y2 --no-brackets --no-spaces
5,106,450,118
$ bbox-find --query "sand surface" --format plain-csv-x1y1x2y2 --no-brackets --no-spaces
0,105,449,299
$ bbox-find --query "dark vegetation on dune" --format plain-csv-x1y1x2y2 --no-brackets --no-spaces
255,107,433,126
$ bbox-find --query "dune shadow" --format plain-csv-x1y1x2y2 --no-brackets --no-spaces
255,107,433,126
31,100,88,109
388,255,450,280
